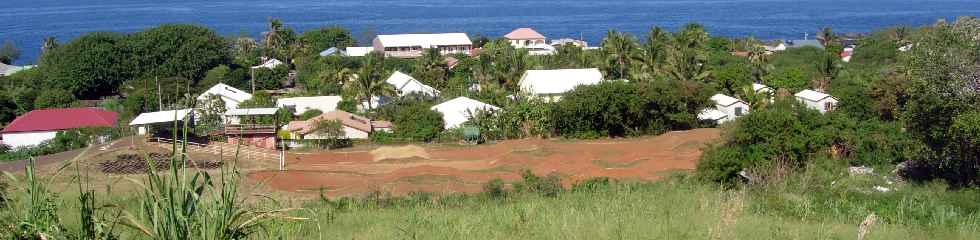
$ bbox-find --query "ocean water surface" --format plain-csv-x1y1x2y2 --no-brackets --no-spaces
2,0,979,64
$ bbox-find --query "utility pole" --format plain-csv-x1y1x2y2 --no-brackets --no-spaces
156,76,163,110
250,68,256,94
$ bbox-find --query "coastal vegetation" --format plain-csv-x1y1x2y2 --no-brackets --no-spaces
1,15,980,238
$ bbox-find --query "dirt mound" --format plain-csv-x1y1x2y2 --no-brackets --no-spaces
101,153,222,174
370,145,430,162
251,128,721,197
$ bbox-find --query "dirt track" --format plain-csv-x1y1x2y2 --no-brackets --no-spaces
248,128,720,196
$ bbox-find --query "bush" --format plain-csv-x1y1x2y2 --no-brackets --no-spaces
482,178,506,199
298,109,323,120
571,177,612,192
513,169,562,197
391,102,444,142
552,81,648,138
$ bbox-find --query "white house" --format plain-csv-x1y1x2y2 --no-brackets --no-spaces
764,43,787,53
196,83,253,110
505,28,555,56
373,33,472,58
0,108,118,148
345,47,375,57
704,94,750,124
795,89,838,113
518,68,604,101
129,109,194,136
753,83,773,94
285,110,391,140
386,71,441,97
251,58,284,70
276,96,342,116
430,97,500,129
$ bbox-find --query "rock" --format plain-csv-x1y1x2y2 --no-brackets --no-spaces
848,166,874,176
873,186,891,192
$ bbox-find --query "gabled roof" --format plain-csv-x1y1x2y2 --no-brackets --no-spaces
1,108,118,133
505,28,546,40
129,109,193,126
795,89,835,102
345,47,375,57
286,110,390,134
518,68,603,95
386,71,440,96
710,94,746,107
0,63,30,76
375,33,472,47
431,97,500,129
196,83,252,103
224,108,279,116
251,58,284,69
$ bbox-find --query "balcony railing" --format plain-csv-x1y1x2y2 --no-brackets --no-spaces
223,124,278,135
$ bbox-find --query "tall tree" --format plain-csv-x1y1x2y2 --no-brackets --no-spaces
665,24,711,82
346,52,395,111
125,24,230,81
300,26,355,53
413,48,448,89
40,32,132,98
0,41,20,64
600,30,639,80
817,27,837,46
41,37,58,56
473,39,528,90
634,27,671,81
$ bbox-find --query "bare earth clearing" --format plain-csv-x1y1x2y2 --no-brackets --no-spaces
249,128,720,196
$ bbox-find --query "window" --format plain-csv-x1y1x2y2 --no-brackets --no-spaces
735,107,743,116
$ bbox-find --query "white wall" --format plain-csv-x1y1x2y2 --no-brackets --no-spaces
303,126,369,140
717,102,750,123
800,98,838,113
1,131,59,148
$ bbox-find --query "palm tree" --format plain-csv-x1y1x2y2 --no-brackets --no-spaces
473,39,527,91
601,30,639,80
315,66,354,95
817,27,837,46
414,48,448,89
634,27,671,80
41,37,58,55
665,24,710,82
747,43,772,83
345,52,395,112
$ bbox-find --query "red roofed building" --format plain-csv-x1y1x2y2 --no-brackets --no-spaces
504,28,547,47
1,108,118,148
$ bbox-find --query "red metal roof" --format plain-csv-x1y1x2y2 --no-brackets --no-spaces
1,108,118,133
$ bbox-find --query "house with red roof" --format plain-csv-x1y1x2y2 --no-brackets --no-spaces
1,108,118,148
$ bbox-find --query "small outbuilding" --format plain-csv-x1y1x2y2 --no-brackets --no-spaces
386,71,441,97
430,97,500,129
1,108,118,148
129,109,194,137
706,94,750,124
795,89,838,113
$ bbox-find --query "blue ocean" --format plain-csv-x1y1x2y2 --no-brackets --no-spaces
2,0,979,64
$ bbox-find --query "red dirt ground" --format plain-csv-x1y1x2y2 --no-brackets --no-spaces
248,128,720,196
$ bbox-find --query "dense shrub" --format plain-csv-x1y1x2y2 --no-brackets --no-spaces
552,81,648,138
482,178,507,199
513,169,562,197
390,102,444,142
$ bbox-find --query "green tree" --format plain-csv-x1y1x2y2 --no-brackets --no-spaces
711,63,753,96
392,102,444,142
0,41,21,64
346,52,395,111
125,24,230,81
600,30,639,80
413,48,449,89
33,88,76,109
633,27,671,81
40,37,58,56
300,26,355,54
664,23,711,82
473,39,528,90
40,32,132,98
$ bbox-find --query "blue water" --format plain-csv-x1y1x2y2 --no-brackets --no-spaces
2,0,979,64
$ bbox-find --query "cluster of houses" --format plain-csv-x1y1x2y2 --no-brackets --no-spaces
0,27,841,151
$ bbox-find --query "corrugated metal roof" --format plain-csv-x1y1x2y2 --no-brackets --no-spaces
345,47,375,57
276,96,342,115
375,33,472,48
129,109,192,126
224,108,280,116
697,108,728,121
386,71,440,96
1,108,118,133
518,68,603,95
752,83,773,93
